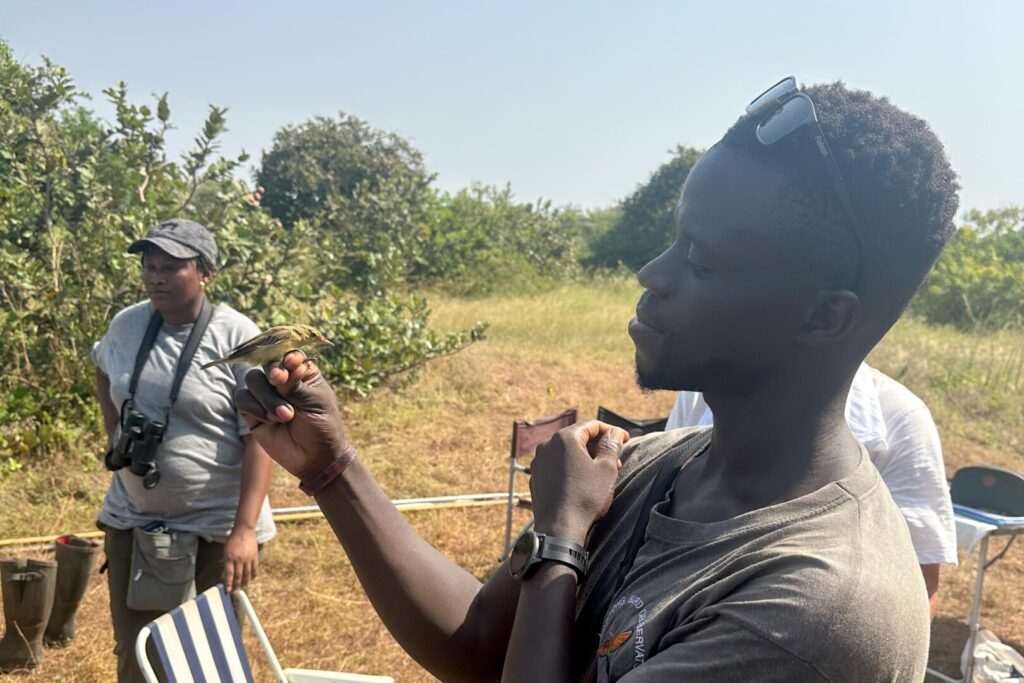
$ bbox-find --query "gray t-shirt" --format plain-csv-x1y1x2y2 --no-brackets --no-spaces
92,300,276,543
573,428,929,682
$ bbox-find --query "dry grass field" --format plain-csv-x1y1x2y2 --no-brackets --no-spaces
1,280,1021,681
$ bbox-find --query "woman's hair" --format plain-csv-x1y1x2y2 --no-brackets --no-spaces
138,251,216,278
193,254,215,278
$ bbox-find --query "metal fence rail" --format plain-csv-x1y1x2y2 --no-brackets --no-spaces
0,492,517,552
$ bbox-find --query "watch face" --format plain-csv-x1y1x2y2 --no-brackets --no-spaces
508,530,539,579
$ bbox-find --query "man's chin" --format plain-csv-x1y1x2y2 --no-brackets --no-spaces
634,367,680,392
634,353,706,393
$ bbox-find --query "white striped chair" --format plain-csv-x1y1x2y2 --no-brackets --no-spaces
136,584,393,683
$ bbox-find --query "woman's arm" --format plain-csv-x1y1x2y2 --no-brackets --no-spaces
95,369,119,447
223,434,274,592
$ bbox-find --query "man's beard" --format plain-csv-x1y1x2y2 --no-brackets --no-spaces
634,349,740,395
635,366,678,392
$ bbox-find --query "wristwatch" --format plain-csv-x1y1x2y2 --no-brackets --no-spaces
508,528,588,581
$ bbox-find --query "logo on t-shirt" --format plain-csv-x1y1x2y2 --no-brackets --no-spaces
598,630,632,657
600,593,648,669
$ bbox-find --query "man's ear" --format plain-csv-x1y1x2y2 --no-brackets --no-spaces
796,289,861,347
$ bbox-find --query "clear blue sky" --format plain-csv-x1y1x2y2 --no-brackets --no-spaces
2,1,1021,215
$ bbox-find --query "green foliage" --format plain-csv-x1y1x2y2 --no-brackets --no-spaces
256,114,431,227
912,207,1024,330
256,113,436,294
586,146,703,270
417,185,584,296
255,116,591,297
0,41,483,466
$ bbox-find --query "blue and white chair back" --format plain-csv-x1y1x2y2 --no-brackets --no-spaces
138,583,394,683
136,584,283,683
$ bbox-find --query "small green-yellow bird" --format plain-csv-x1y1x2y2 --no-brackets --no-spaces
201,324,334,369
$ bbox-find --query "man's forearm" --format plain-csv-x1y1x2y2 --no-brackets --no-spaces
314,458,518,682
502,563,577,683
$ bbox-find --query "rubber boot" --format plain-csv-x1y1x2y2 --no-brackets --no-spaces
44,535,101,646
0,558,57,673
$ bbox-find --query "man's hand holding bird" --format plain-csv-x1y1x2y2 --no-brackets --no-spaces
235,351,348,483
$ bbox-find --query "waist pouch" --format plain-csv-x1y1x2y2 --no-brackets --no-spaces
127,526,199,612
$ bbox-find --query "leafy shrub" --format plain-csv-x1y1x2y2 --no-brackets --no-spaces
912,208,1024,330
586,146,702,271
416,185,584,296
256,114,432,231
257,120,591,297
0,41,483,466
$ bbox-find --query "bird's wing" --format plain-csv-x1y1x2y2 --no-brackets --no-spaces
225,326,294,360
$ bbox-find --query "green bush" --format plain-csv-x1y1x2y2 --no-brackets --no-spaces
912,208,1024,330
586,146,702,271
256,117,593,298
256,114,435,294
416,185,585,296
0,41,483,466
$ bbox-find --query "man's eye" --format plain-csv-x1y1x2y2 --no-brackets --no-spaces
689,260,712,277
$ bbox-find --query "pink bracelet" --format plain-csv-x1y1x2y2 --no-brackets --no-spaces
298,444,357,496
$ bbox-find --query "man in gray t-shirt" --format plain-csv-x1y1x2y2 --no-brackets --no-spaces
230,79,959,682
574,429,928,681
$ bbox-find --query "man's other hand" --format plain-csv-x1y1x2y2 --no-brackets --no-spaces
529,420,629,545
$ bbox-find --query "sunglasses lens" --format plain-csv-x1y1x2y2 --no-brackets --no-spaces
746,76,797,115
755,95,816,145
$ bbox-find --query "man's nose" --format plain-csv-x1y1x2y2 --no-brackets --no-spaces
637,249,674,297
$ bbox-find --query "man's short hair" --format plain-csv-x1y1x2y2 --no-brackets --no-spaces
716,81,959,324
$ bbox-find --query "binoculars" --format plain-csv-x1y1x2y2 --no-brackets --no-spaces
104,409,165,489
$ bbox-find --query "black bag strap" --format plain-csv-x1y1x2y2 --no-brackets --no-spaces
168,298,213,408
128,310,165,400
612,429,711,593
125,298,214,418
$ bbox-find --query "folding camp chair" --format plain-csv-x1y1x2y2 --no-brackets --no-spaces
136,584,393,683
926,466,1024,683
501,408,578,561
596,406,668,438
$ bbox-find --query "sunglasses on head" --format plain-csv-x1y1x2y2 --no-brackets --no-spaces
746,76,864,290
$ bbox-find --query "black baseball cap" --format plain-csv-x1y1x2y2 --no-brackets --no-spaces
128,218,218,267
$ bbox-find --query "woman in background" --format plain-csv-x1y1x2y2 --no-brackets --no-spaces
92,218,276,682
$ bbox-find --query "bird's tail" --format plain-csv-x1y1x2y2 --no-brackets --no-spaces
200,358,226,369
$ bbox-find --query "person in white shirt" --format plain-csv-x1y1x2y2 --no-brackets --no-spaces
666,361,957,616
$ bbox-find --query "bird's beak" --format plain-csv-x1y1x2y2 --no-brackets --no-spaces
322,338,335,346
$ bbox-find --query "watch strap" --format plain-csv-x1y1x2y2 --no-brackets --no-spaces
537,533,588,578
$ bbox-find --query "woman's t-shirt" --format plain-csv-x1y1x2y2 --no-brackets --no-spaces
92,300,276,543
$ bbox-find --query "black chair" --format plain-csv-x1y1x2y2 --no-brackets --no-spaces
926,465,1024,682
501,408,578,560
950,465,1024,517
596,406,667,438
949,465,1024,571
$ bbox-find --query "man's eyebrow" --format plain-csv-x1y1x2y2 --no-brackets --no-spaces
678,222,715,253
